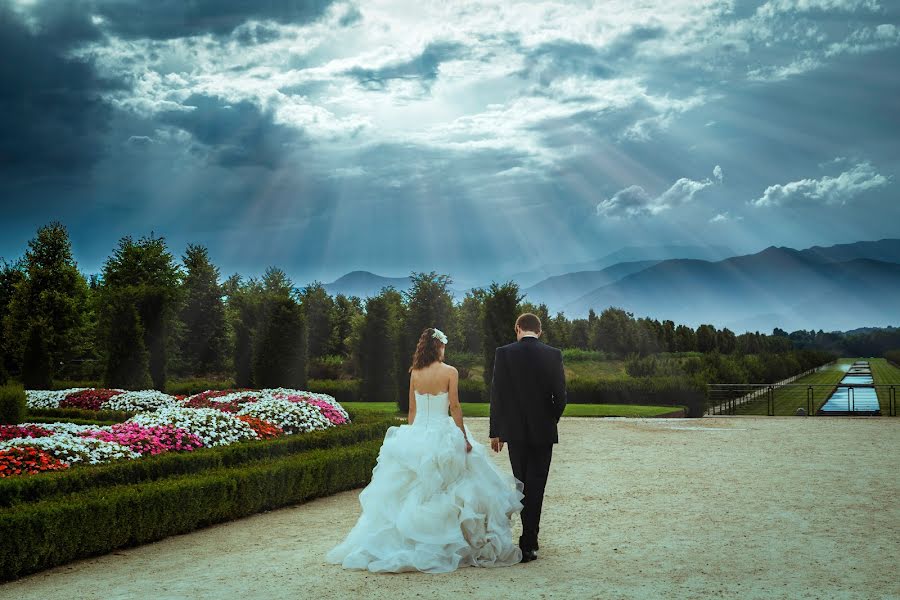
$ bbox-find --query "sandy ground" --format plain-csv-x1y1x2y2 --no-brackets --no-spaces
1,417,898,600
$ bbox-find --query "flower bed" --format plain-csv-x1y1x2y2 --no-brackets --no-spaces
6,388,353,478
83,423,203,456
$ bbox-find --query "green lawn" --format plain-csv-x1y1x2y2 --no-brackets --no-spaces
870,357,900,414
343,402,681,419
732,359,852,416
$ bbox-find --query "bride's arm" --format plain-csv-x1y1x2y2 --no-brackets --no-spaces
407,373,416,425
447,368,471,451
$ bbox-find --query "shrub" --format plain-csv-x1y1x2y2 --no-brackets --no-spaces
165,378,234,396
459,378,486,403
0,384,26,425
26,407,134,423
0,440,380,580
307,378,359,404
308,355,344,380
565,377,704,407
0,415,393,508
885,349,900,366
103,291,152,391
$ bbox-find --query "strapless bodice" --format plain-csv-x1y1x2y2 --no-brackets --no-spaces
413,391,450,427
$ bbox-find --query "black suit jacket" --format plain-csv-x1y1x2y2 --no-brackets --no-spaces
489,336,567,444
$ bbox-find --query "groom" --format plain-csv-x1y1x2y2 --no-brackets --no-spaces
489,312,567,563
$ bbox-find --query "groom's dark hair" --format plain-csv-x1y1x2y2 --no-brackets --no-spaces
515,313,542,334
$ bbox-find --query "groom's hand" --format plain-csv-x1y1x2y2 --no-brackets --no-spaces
490,437,504,453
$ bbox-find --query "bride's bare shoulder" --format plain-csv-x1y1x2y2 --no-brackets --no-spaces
441,362,459,376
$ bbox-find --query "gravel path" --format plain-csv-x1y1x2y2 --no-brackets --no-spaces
2,417,898,600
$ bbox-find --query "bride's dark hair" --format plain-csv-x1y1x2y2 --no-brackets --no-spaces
409,327,444,371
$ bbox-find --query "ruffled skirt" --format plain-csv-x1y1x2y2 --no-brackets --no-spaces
326,418,524,573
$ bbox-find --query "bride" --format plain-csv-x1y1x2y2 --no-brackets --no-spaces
326,327,524,573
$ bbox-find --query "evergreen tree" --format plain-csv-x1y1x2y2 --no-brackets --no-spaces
358,292,399,404
21,321,52,389
696,324,719,353
4,222,88,380
0,259,25,378
102,234,182,390
103,290,152,390
454,290,485,355
403,272,453,359
569,318,590,349
592,307,635,356
179,244,227,375
224,274,264,388
253,294,308,388
675,324,696,352
330,294,363,357
299,281,335,360
482,282,522,387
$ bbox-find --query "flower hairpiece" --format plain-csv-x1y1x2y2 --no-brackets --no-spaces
432,328,448,344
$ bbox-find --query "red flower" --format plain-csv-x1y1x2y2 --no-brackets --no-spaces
0,446,69,477
236,415,283,439
60,389,123,410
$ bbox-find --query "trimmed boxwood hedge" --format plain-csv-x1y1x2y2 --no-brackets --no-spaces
0,415,396,508
25,407,136,423
565,377,704,406
0,440,381,581
0,383,26,425
307,378,360,405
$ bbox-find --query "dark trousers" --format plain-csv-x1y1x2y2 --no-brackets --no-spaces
507,441,553,551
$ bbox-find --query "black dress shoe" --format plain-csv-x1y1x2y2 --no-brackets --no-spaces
520,549,537,563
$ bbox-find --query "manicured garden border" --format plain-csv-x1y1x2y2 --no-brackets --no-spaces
0,415,395,508
0,440,381,581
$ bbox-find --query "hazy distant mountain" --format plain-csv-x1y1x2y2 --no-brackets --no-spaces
564,244,900,332
507,244,735,288
324,271,412,298
801,238,900,264
523,260,659,309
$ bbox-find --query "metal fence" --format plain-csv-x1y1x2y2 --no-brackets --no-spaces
706,383,897,416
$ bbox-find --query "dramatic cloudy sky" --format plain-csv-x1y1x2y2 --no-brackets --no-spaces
1,0,898,285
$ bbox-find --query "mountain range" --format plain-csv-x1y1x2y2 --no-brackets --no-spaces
322,239,900,332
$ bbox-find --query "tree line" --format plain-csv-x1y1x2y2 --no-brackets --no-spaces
0,223,872,404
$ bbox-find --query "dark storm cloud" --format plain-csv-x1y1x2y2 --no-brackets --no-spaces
95,0,336,40
345,42,466,89
158,94,302,168
0,2,124,183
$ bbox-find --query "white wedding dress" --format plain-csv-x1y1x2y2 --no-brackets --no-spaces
326,391,525,573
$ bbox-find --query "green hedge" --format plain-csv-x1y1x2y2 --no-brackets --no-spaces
565,377,705,407
165,378,236,395
24,417,120,427
0,383,26,425
308,378,360,405
26,407,135,423
0,440,380,581
0,415,394,508
459,378,486,403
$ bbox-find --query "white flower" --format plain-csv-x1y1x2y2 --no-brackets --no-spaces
20,422,101,435
103,390,178,412
0,434,140,465
237,399,332,434
129,407,257,447
25,388,90,409
432,328,448,344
